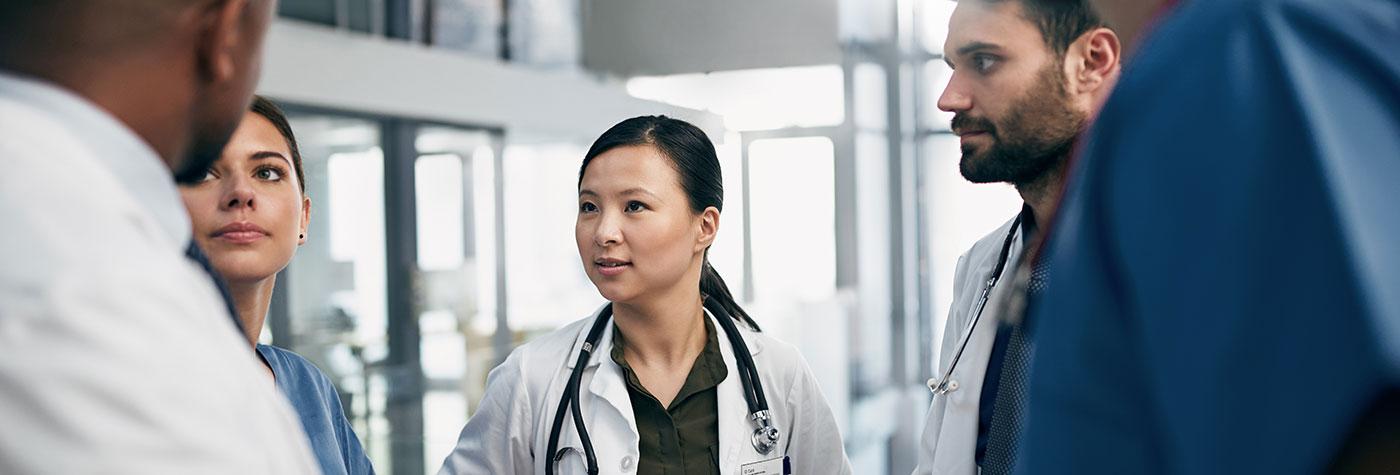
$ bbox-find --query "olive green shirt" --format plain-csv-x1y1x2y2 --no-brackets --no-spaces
610,317,728,475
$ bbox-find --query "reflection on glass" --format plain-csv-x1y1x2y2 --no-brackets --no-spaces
431,0,501,57
748,137,837,305
278,0,381,33
922,60,955,132
416,154,466,271
282,114,389,467
626,65,846,132
919,0,959,54
854,63,889,131
709,132,747,302
508,0,580,67
412,127,494,472
853,132,892,393
502,142,601,338
838,0,896,42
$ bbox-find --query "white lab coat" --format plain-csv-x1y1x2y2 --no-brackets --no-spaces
913,216,1025,475
439,306,853,474
0,72,319,473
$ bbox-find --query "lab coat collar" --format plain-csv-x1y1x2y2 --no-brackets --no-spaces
0,70,191,250
565,303,766,370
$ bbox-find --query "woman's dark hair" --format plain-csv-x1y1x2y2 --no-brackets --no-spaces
579,115,759,331
249,95,306,194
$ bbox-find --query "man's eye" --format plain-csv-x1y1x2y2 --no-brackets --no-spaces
974,55,999,73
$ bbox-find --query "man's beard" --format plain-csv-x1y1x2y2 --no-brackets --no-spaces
952,63,1086,187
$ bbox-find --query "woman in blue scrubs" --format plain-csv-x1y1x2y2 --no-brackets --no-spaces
179,96,375,475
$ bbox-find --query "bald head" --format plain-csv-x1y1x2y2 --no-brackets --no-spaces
0,0,277,183
1,1,203,66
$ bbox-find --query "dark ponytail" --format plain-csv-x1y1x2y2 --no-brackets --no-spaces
579,115,760,331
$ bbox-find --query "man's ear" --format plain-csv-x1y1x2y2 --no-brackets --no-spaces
1068,27,1122,95
196,0,251,83
695,206,720,253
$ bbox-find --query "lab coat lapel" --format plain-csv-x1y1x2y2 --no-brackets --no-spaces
583,322,638,474
713,310,766,474
932,222,1025,474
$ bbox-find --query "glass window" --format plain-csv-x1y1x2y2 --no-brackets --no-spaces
922,60,955,132
854,63,889,131
919,0,959,54
280,114,389,465
411,126,495,470
709,132,747,302
501,142,600,339
747,137,837,306
278,0,381,33
838,0,896,42
626,65,846,132
507,0,581,67
852,132,892,392
430,0,502,57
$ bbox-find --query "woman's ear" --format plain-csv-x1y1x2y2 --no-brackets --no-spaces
298,196,311,245
696,206,720,252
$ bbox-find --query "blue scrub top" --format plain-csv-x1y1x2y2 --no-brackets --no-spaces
258,344,375,475
1020,0,1400,473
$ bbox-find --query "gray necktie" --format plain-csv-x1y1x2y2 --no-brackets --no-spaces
981,258,1049,475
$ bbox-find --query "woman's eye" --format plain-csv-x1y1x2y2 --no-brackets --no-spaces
579,202,598,213
197,168,217,183
625,201,646,213
254,167,284,181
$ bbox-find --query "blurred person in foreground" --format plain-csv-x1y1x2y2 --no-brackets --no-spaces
0,0,319,472
1020,0,1400,473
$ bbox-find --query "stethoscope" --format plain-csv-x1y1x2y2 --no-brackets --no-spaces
927,215,1023,396
545,298,780,475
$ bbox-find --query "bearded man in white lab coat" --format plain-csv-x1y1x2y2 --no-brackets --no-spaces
0,1,320,473
913,0,1120,474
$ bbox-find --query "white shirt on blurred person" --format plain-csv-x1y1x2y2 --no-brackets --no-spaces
0,71,321,474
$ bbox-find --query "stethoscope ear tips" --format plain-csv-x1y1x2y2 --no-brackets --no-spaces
927,377,959,395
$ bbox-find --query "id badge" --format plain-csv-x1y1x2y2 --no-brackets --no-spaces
740,456,791,475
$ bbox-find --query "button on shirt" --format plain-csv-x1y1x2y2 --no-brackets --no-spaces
0,70,319,473
611,317,728,475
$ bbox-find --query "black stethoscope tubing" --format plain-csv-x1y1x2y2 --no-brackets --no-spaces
545,298,772,474
928,215,1023,396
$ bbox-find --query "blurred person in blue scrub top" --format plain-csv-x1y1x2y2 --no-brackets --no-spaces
1020,0,1400,473
180,96,375,475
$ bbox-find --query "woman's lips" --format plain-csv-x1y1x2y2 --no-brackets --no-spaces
211,222,270,244
214,231,268,244
595,259,631,277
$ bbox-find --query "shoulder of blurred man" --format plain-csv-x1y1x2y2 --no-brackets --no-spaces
1021,0,1400,472
0,75,322,474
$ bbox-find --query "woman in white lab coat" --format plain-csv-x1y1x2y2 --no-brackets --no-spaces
438,116,852,475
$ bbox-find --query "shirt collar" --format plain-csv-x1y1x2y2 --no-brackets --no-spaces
0,70,192,249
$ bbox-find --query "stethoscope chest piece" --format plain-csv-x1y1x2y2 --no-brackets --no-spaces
750,410,780,454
